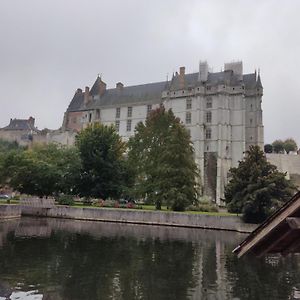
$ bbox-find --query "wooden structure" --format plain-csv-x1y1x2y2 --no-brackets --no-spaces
233,191,300,257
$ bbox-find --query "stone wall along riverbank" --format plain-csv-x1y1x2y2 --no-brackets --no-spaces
21,205,257,233
0,205,21,219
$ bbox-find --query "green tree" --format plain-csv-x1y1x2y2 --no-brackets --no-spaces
75,123,129,199
264,144,273,153
272,140,284,153
0,144,81,197
128,106,199,211
225,145,295,223
283,138,298,154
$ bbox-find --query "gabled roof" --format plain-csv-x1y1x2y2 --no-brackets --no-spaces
233,191,300,257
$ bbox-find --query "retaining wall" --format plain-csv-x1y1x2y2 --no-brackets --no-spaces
21,206,257,233
0,205,21,219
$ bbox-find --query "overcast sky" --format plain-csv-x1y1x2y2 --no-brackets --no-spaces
0,0,299,144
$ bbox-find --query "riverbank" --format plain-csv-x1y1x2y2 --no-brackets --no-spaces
21,205,257,233
0,204,21,219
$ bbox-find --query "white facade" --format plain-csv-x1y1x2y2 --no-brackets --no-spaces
64,61,264,205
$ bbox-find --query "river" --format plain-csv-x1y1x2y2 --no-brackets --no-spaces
0,217,299,300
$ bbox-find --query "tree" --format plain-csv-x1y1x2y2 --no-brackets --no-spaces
128,106,199,211
283,138,298,154
75,123,130,199
272,140,284,153
0,144,81,197
264,144,273,153
225,145,295,223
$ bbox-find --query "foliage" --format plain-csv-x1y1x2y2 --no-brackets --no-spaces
0,144,81,197
225,145,296,223
57,194,75,206
75,123,131,200
283,138,298,154
264,144,273,153
0,140,25,188
272,140,284,153
187,202,218,213
128,106,200,211
0,139,23,152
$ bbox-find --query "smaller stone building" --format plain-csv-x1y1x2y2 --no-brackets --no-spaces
0,117,39,146
0,117,76,147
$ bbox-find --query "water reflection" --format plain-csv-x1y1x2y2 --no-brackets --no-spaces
0,218,299,300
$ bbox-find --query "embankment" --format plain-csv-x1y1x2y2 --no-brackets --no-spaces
0,205,21,219
21,205,257,233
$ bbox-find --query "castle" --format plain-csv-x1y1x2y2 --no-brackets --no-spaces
62,61,264,204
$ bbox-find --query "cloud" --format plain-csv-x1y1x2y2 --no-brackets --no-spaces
0,0,299,144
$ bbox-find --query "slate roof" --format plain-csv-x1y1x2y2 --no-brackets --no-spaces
2,118,38,131
67,71,260,112
67,90,85,112
91,80,167,109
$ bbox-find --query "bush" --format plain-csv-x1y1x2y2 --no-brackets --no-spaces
82,197,92,206
11,194,20,201
57,195,74,206
187,200,218,213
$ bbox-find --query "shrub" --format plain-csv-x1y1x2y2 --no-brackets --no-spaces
187,201,218,213
57,194,74,206
82,197,92,206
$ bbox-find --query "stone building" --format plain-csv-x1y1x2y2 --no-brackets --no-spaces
63,61,264,205
0,117,39,146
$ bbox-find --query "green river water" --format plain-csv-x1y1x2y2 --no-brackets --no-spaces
0,217,299,300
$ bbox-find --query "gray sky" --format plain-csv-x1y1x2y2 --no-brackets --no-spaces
0,0,300,145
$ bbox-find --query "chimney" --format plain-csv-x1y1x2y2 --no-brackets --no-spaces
84,86,90,105
98,79,107,96
199,61,208,82
179,66,185,89
116,82,124,90
224,61,243,80
76,88,82,94
28,116,35,127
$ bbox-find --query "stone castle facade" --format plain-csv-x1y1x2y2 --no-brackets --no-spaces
63,61,264,204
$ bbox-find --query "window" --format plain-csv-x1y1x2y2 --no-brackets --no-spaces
250,118,253,125
127,106,132,118
206,97,212,108
126,119,132,132
88,113,92,123
206,86,211,90
72,117,77,124
186,112,191,124
147,105,152,115
115,120,120,132
116,107,120,118
206,111,212,123
186,98,192,110
205,128,212,139
96,109,100,119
